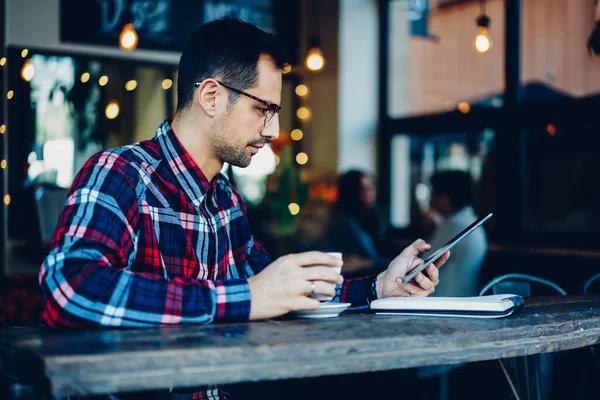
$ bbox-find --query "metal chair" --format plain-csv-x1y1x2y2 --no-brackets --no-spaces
582,272,600,380
479,273,567,297
583,272,600,294
479,273,568,400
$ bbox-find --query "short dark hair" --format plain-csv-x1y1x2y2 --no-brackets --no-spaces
336,170,370,213
430,170,474,210
176,17,289,112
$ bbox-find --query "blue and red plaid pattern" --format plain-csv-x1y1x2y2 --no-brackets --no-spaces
39,120,376,399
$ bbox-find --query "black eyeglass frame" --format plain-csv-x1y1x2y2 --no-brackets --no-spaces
194,80,282,126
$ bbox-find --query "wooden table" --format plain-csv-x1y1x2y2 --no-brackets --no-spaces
1,296,600,397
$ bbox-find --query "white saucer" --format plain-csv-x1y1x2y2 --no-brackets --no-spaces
290,302,351,319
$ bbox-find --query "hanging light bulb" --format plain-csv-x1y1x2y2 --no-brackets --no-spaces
473,1,492,54
119,23,138,52
305,37,325,72
474,17,492,53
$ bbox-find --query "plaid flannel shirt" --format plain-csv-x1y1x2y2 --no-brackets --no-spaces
40,120,376,399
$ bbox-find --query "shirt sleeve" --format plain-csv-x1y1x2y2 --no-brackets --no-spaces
39,151,251,328
333,275,378,309
231,187,272,276
247,238,272,275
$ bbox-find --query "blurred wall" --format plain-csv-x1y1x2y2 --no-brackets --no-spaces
388,1,411,117
338,0,379,175
301,0,340,175
299,0,381,176
5,0,179,64
133,68,169,143
406,0,600,115
5,0,378,177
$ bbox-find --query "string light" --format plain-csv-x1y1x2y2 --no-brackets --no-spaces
474,25,492,53
80,72,90,83
0,57,6,66
458,102,471,114
282,64,292,74
21,60,34,82
21,49,28,58
295,85,309,97
291,129,304,141
296,152,309,165
125,80,137,91
288,203,300,215
6,90,14,100
296,107,311,121
305,37,325,72
1,86,10,214
99,76,109,86
105,101,120,119
162,79,173,90
474,1,492,54
119,23,138,52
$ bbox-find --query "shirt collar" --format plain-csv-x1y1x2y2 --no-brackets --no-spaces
154,120,217,208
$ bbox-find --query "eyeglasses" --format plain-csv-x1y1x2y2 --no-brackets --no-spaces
194,80,281,127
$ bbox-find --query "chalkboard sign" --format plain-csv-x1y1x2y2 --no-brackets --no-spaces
60,0,299,63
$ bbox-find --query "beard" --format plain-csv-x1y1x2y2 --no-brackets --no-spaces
210,112,265,168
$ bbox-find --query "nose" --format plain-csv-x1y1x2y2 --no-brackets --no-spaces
262,114,280,141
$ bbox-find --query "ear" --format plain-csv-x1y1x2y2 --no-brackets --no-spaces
195,79,222,117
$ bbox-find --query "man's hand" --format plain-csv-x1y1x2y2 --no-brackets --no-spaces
376,239,450,299
247,252,344,320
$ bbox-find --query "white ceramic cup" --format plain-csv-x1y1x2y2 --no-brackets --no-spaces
308,252,343,302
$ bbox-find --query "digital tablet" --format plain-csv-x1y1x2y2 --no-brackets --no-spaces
401,213,493,284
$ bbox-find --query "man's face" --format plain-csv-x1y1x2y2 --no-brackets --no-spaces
209,56,282,168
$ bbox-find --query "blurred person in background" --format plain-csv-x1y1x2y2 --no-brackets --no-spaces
322,170,390,275
424,170,488,297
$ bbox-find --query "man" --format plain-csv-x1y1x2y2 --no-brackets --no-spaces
425,170,487,298
39,18,449,399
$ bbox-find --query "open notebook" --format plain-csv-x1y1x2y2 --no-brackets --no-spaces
370,294,525,318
